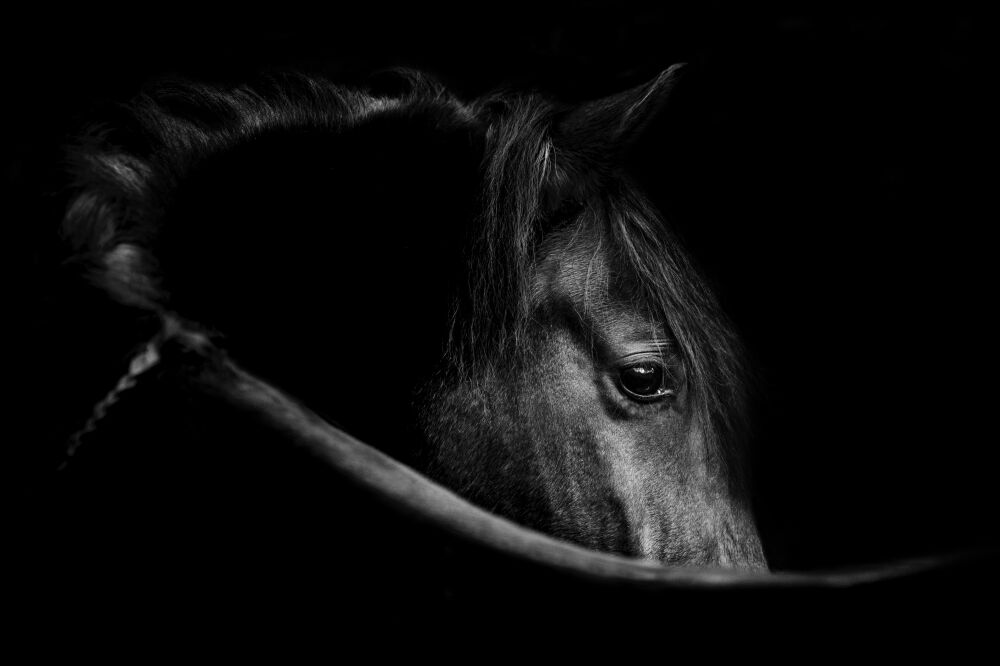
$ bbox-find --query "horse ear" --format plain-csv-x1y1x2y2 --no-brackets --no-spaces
553,64,685,164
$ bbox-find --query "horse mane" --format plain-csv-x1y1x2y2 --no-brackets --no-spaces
56,69,482,459
60,69,474,313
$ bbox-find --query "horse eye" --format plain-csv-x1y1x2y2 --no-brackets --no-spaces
618,362,673,402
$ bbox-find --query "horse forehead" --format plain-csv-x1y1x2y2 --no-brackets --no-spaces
531,230,667,342
532,226,605,300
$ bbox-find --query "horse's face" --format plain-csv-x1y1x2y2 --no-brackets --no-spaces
422,69,767,568
531,230,762,564
425,225,765,568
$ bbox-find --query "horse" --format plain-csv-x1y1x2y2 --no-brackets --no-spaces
50,65,770,575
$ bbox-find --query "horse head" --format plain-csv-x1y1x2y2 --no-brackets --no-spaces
421,66,766,567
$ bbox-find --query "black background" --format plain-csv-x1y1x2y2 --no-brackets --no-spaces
6,3,994,574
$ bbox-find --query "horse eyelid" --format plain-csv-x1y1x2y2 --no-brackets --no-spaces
616,349,678,368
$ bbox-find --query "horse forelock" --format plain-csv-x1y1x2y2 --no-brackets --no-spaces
602,191,753,495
